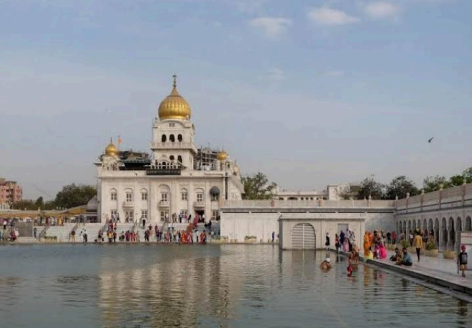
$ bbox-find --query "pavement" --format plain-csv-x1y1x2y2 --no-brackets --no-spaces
363,249,472,298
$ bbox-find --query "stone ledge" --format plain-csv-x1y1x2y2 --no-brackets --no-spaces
367,259,472,297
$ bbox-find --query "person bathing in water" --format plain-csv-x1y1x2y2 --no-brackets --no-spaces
320,258,332,271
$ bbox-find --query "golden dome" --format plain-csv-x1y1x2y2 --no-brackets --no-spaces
217,151,227,161
105,139,118,156
158,75,191,120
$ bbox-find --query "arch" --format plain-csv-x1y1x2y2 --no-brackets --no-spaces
408,220,412,233
177,155,182,163
178,134,183,142
169,134,175,142
291,223,316,249
441,218,447,250
466,216,472,231
434,218,440,246
161,135,167,142
417,220,421,231
170,155,175,161
159,184,171,192
422,219,427,232
448,217,455,250
279,197,284,200
412,220,416,231
288,197,298,201
428,219,433,234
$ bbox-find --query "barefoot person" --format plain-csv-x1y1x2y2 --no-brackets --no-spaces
458,245,468,278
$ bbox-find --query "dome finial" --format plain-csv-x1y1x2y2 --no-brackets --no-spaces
173,74,177,89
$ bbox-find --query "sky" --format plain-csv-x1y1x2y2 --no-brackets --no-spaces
0,0,471,200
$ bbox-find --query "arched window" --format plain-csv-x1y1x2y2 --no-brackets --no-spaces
177,155,182,163
178,134,183,142
170,134,175,142
110,189,117,201
161,135,167,142
125,189,133,203
170,155,175,161
141,188,148,201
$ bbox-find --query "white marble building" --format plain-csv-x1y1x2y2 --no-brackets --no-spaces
96,76,243,224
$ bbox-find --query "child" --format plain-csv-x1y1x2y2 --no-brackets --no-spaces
458,244,468,278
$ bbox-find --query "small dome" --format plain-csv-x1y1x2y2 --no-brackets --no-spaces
158,75,191,121
217,151,227,161
105,139,118,156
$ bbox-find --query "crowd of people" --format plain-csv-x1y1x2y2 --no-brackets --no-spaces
77,217,214,245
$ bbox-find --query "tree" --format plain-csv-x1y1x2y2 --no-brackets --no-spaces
385,176,419,200
450,175,466,187
423,175,452,193
241,172,277,200
450,167,472,186
356,176,385,200
463,167,472,183
54,184,97,209
11,199,36,210
35,196,44,208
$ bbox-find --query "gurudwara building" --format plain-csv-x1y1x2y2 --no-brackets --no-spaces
96,76,243,224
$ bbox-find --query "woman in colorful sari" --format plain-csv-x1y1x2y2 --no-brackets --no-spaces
343,237,350,252
363,232,371,256
378,238,388,259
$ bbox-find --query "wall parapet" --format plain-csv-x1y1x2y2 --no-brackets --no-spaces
221,199,395,209
395,183,472,215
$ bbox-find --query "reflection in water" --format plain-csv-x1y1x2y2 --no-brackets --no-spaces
0,244,472,327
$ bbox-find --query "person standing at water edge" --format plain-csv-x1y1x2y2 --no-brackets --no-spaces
414,231,423,262
458,245,468,277
325,232,330,250
271,231,275,243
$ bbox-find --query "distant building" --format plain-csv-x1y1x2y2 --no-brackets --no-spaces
273,184,353,201
0,178,22,207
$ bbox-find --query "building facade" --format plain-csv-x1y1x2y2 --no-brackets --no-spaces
96,76,244,224
0,178,22,206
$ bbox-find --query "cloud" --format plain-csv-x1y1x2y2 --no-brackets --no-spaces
324,70,345,78
364,2,401,19
308,7,360,26
269,68,285,81
249,17,292,39
235,0,270,14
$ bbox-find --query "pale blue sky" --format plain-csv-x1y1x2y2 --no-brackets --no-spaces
1,0,471,199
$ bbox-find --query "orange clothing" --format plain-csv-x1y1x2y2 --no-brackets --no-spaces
414,235,423,248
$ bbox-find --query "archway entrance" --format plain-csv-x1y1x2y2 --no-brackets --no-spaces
291,223,316,249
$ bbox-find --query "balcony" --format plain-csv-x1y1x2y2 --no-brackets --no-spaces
193,201,205,208
151,142,198,153
158,200,170,208
122,201,134,208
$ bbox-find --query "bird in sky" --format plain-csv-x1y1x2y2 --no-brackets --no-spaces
428,137,434,143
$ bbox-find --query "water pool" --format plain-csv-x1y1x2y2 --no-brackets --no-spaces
0,244,471,327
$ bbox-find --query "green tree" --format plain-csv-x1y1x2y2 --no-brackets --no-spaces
463,167,472,183
356,176,385,200
241,172,277,200
11,199,36,210
385,176,419,200
449,167,472,186
54,184,96,209
35,196,44,208
423,175,452,193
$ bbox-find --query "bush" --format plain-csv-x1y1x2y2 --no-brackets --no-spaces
425,240,437,250
400,239,410,249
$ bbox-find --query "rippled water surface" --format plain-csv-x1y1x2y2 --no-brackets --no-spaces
1,244,471,327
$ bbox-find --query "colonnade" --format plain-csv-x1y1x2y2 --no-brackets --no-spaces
396,215,472,251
